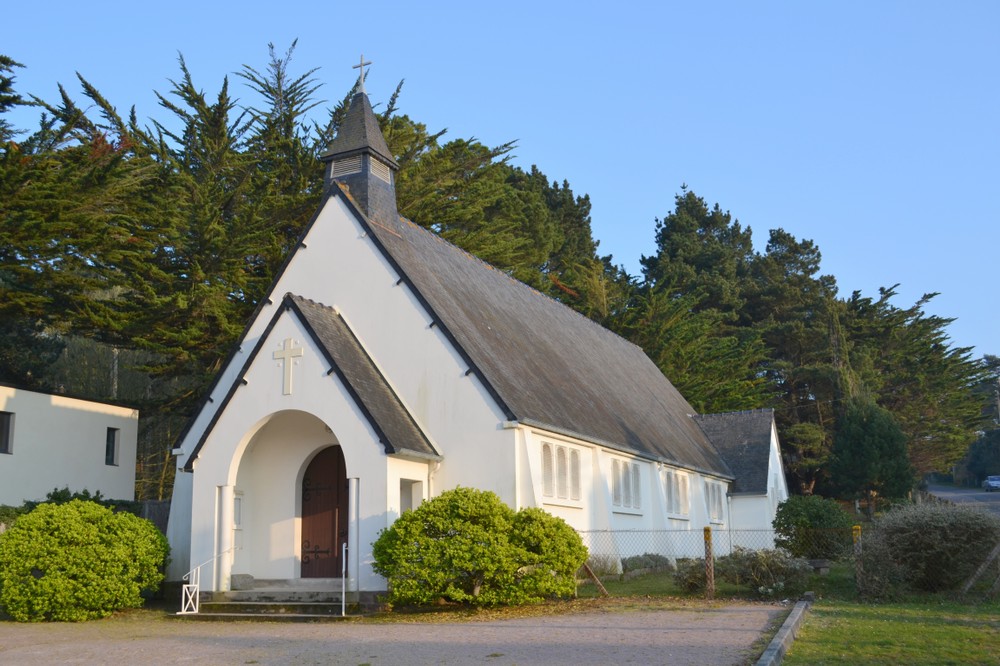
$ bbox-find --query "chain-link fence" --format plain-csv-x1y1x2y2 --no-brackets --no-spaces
577,527,857,575
577,526,859,598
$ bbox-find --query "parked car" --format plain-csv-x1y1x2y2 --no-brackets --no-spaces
983,476,1000,492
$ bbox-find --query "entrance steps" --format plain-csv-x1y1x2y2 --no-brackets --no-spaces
176,577,375,621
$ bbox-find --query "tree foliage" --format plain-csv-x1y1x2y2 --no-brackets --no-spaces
772,495,854,560
828,397,914,511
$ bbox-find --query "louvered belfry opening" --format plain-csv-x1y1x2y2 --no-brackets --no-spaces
319,75,400,227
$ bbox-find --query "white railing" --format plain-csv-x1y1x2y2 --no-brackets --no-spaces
341,543,348,616
177,547,236,615
178,545,349,616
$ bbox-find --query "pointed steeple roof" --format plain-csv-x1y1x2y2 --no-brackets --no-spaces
319,91,398,168
319,58,400,225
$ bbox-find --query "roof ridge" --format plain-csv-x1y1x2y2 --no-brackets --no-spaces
695,408,774,418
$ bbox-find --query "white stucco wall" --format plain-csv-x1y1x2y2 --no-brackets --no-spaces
0,386,137,505
517,426,732,563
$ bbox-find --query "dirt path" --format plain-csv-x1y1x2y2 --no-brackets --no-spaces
0,603,783,665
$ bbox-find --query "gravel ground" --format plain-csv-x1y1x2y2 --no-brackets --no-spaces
0,603,784,665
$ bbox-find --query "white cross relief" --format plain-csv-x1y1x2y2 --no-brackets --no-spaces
273,338,304,395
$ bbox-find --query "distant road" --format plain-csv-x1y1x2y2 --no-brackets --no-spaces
926,483,1000,516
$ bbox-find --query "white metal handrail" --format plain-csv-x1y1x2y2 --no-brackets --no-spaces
177,547,236,614
341,542,348,617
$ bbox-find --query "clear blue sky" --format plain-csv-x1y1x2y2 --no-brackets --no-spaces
6,1,997,357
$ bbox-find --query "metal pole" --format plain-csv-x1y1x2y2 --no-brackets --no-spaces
342,542,347,617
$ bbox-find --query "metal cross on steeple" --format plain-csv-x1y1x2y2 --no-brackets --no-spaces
353,54,372,95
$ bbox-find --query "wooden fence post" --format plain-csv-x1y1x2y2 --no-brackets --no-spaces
852,524,863,589
704,526,715,600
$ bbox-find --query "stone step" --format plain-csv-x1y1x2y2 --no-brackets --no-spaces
199,601,346,615
175,611,355,623
214,589,346,603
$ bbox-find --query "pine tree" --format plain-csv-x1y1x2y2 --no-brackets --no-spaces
829,396,914,515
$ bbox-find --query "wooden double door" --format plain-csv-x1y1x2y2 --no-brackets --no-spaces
301,447,348,578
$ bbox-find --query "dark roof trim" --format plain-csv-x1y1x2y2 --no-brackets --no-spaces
182,301,288,471
182,294,441,470
518,418,735,480
173,182,515,457
389,447,444,462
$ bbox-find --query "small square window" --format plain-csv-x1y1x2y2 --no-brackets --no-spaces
105,427,120,466
0,412,12,454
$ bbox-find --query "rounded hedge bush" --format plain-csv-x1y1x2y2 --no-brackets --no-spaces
0,499,169,621
372,487,587,606
857,502,1000,597
510,507,588,599
772,495,854,560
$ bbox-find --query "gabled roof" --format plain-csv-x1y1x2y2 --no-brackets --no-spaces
287,295,438,460
182,293,438,470
693,410,775,494
342,187,732,477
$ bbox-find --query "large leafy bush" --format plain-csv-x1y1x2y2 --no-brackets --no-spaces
372,488,587,606
856,502,1000,599
0,500,169,621
772,495,854,560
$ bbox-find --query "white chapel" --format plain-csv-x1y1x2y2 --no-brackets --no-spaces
165,64,788,598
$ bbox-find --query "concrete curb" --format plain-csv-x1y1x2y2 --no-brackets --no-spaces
755,594,813,666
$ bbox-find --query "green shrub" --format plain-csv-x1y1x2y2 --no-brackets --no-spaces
854,533,907,601
25,487,144,518
672,558,707,593
621,552,673,574
372,488,587,606
772,495,854,560
0,500,169,621
717,547,810,599
510,507,588,599
856,502,1000,597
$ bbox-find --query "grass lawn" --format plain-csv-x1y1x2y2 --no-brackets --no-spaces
783,600,1000,665
778,562,1000,665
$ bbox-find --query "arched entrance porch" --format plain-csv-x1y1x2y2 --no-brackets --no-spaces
229,410,352,583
